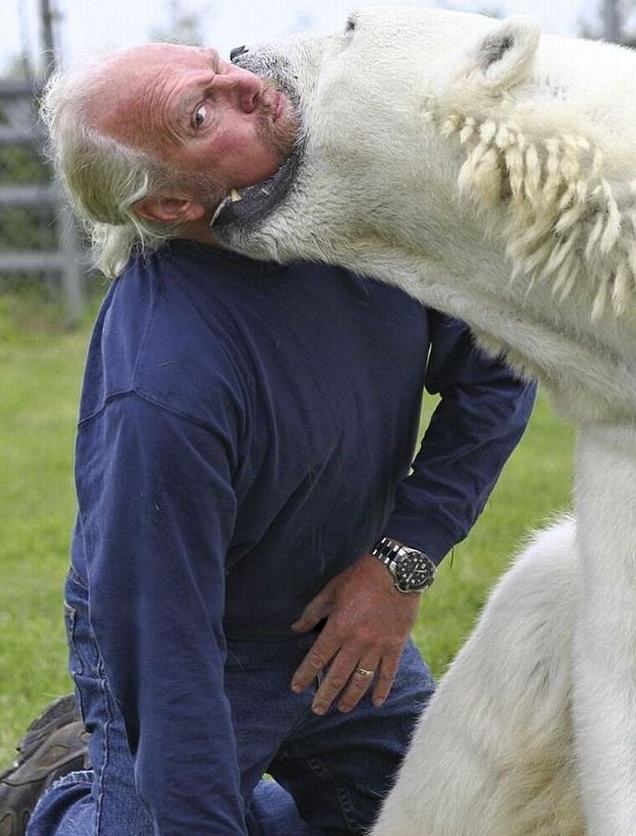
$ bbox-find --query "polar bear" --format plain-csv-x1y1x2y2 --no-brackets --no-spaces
211,8,636,834
210,8,636,836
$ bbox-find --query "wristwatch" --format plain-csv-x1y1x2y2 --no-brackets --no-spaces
370,537,436,594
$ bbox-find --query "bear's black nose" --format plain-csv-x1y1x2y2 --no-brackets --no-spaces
230,45,248,63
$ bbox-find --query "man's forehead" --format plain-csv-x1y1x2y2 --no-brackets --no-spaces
91,43,219,143
107,42,218,71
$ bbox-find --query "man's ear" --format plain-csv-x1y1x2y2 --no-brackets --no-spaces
456,17,541,91
133,196,206,225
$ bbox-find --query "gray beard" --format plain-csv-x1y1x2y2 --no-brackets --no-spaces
256,79,298,161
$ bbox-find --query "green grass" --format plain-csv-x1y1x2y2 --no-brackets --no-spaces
416,393,575,676
0,293,575,764
0,292,96,763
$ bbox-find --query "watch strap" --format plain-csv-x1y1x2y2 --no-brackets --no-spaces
370,536,436,593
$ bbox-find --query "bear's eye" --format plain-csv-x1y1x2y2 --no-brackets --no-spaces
345,15,356,34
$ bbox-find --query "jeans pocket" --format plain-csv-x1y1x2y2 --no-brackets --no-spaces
64,571,102,676
64,569,106,730
64,601,81,676
64,599,90,724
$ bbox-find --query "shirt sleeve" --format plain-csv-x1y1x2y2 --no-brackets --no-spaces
74,392,246,836
383,311,537,563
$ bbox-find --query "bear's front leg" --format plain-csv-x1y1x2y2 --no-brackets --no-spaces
573,424,636,835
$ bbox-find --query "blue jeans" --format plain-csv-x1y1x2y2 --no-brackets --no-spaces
28,568,434,835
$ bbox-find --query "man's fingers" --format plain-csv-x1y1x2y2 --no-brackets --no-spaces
310,650,361,715
291,587,333,633
336,658,379,714
293,646,402,710
371,655,400,707
291,637,339,694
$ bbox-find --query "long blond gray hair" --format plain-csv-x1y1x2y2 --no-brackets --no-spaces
41,57,215,278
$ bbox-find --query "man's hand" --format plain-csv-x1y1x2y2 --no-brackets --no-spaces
290,553,421,714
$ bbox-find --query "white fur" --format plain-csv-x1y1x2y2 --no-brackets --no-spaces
220,10,636,833
373,519,584,836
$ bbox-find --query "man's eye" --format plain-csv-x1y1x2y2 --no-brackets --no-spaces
193,103,208,129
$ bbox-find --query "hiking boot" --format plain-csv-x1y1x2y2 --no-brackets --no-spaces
0,695,90,836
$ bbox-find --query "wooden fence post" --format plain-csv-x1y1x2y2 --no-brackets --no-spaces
0,80,88,324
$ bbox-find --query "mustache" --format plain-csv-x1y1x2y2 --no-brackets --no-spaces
255,82,297,156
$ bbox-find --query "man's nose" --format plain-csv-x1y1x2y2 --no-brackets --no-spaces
215,65,262,113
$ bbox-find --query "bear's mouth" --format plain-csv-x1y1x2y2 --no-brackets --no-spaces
210,136,304,235
211,68,305,238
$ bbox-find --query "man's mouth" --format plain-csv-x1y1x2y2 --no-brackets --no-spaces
260,87,285,123
271,91,284,122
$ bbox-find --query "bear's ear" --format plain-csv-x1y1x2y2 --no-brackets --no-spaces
457,17,541,91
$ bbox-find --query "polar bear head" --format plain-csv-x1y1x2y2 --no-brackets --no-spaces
214,7,636,322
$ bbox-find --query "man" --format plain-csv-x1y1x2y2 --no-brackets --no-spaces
0,44,535,835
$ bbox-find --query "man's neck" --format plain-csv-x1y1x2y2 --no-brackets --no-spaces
176,214,221,248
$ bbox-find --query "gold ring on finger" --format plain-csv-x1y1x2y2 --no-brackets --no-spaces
355,666,375,678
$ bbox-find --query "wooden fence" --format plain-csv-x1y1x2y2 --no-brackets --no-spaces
0,79,87,322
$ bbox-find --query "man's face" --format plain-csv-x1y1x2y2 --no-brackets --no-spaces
94,43,298,196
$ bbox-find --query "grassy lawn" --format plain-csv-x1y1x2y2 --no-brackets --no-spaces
0,291,575,765
0,292,96,764
416,391,574,675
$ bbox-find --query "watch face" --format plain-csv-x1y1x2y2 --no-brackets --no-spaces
394,552,432,591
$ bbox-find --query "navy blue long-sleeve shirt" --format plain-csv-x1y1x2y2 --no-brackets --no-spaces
71,240,535,834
